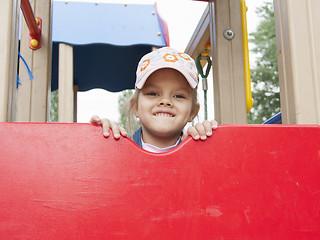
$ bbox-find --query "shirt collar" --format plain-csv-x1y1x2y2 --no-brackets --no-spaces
141,136,182,153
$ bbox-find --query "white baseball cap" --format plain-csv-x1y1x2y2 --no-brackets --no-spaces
135,47,198,89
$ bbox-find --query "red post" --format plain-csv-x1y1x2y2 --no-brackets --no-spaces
20,0,42,50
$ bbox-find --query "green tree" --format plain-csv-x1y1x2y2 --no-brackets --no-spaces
118,89,140,136
50,90,58,122
248,2,280,123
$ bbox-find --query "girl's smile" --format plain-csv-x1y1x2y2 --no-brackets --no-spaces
153,112,175,118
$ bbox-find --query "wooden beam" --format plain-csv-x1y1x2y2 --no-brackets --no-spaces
274,0,320,124
17,0,53,122
0,0,20,122
209,0,247,124
58,43,74,123
185,4,211,61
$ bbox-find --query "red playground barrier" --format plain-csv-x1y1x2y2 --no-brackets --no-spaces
0,123,320,239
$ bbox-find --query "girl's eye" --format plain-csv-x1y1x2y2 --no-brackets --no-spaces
174,94,185,99
146,92,158,96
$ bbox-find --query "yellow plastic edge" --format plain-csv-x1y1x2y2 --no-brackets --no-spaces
240,0,254,114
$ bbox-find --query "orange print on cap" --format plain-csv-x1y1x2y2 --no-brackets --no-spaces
140,59,150,71
163,53,178,62
178,52,191,61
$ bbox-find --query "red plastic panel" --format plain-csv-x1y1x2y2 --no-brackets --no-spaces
0,123,320,239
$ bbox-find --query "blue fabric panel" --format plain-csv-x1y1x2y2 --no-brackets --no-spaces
51,43,152,92
52,1,166,46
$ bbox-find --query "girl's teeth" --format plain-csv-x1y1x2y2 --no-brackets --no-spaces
155,113,172,117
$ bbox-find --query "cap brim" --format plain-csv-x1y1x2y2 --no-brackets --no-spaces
136,65,198,89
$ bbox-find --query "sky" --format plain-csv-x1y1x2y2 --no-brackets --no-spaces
69,0,271,123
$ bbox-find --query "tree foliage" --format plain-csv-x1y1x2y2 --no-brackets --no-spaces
50,90,58,122
248,2,280,123
118,89,140,136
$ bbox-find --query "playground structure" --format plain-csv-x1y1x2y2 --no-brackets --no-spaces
1,0,320,124
0,0,320,239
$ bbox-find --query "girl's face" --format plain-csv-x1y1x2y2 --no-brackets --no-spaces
133,68,199,147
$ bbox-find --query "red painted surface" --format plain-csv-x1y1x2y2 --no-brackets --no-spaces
0,123,320,239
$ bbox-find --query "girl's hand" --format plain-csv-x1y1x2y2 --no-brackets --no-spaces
182,120,218,141
90,115,127,139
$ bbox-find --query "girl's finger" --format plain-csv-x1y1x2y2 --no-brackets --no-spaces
119,126,128,137
101,118,111,137
187,126,200,140
90,115,101,124
202,120,212,136
211,120,218,130
110,121,121,139
195,122,207,140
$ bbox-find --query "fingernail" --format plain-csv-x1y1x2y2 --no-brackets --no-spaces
103,132,109,137
201,135,207,140
194,135,200,140
207,131,212,136
114,134,120,139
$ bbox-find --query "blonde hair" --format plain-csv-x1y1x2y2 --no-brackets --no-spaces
126,87,199,136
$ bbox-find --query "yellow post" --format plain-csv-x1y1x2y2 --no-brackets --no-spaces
240,0,254,114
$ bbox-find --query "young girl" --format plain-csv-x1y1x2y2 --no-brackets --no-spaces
91,47,217,153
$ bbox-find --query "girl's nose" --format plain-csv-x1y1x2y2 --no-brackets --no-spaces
158,97,173,107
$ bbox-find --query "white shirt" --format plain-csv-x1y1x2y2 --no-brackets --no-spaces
141,136,181,153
